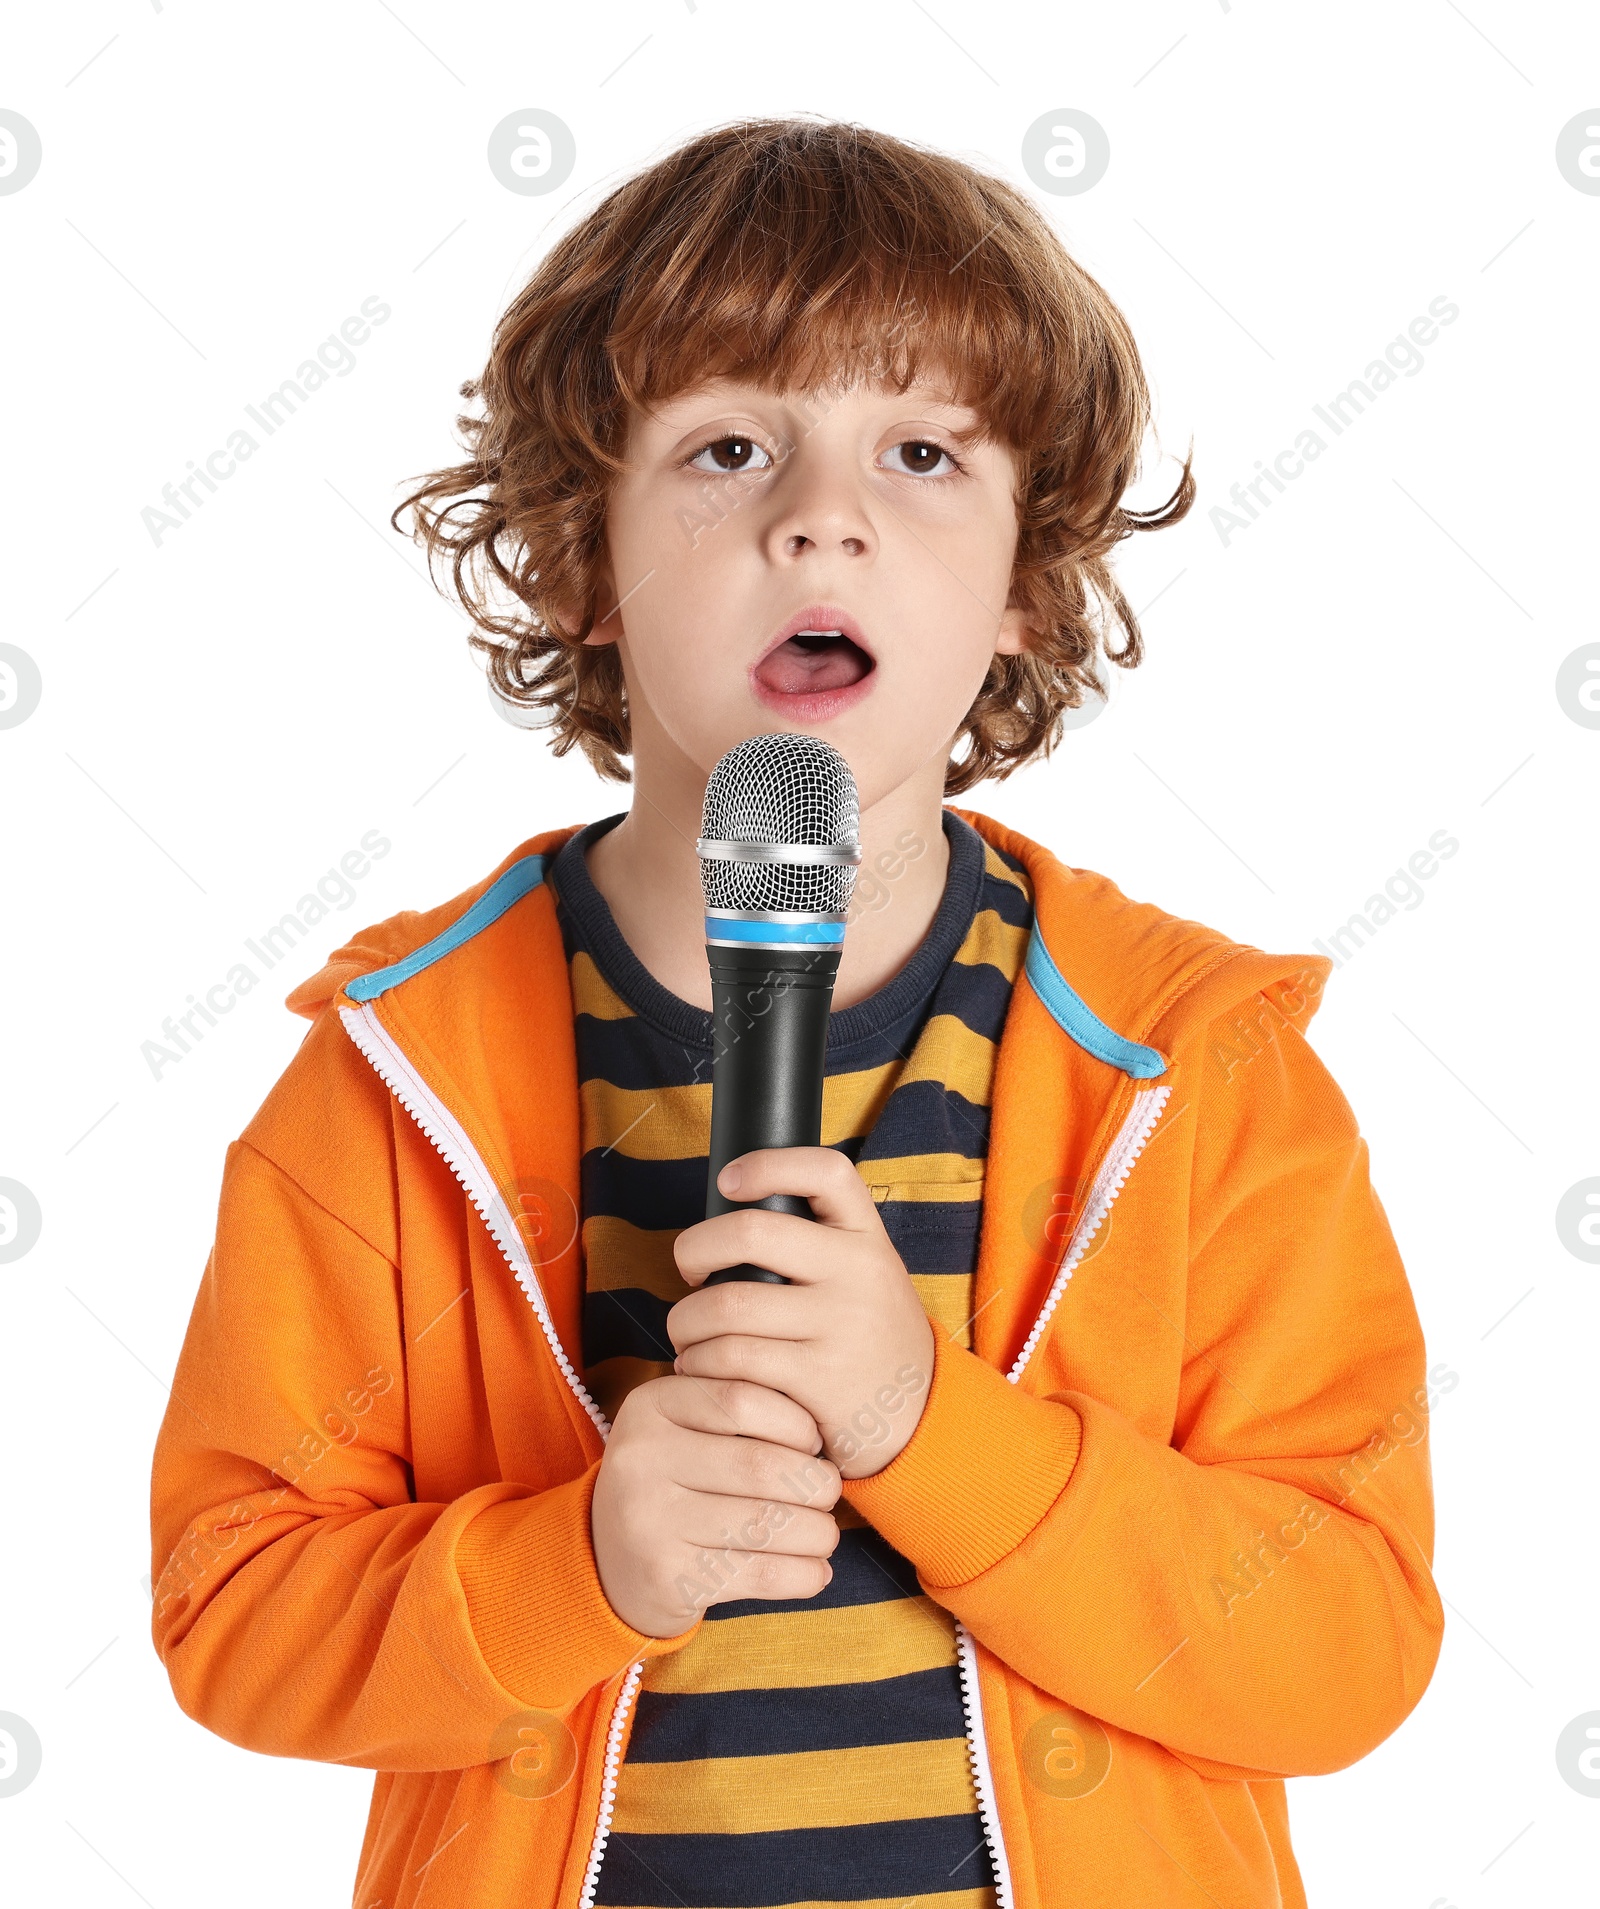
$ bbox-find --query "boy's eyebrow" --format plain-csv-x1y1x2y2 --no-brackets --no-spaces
629,383,1005,455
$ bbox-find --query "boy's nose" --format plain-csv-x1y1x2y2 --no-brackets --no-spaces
783,529,867,558
765,462,876,564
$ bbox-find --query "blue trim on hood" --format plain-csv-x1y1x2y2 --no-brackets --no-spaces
344,853,549,1003
1024,922,1167,1079
343,845,1167,1082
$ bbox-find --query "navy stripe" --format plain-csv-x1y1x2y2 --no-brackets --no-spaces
858,1078,992,1169
580,1137,866,1229
627,1665,969,1761
571,1016,712,1091
941,953,1025,1029
705,1525,919,1619
880,1200,983,1275
980,861,1033,928
822,1014,955,1067
580,1151,706,1226
593,1813,995,1907
584,1287,676,1365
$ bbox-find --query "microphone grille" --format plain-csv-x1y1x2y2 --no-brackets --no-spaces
699,732,861,915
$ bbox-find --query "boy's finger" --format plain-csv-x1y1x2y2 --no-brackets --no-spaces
650,1373,822,1453
687,1542,840,1618
714,1146,878,1228
665,1280,810,1349
697,1552,835,1613
677,1497,840,1558
673,1332,808,1397
667,1431,841,1510
673,1208,860,1287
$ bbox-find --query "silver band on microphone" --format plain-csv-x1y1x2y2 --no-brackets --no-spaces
696,836,864,868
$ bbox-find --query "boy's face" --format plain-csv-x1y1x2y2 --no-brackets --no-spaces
583,373,1033,813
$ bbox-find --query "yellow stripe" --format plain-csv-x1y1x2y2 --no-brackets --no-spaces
954,903,1030,980
912,1272,978,1348
578,1078,709,1160
644,1593,956,1694
580,1063,908,1162
861,1153,984,1191
981,839,1032,898
570,949,635,1020
869,1180,984,1207
581,1217,689,1300
610,1735,981,1836
880,1011,1000,1109
821,1061,899,1144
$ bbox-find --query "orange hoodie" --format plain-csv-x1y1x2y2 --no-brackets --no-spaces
148,807,1443,1908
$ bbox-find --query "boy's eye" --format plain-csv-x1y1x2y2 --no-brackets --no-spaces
688,436,772,474
881,439,956,477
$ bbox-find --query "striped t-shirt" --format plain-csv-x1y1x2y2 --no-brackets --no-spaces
547,808,1034,1909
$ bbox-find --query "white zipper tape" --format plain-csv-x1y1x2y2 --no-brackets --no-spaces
1008,1086,1171,1385
339,1003,610,1436
339,1001,648,1902
956,1618,1016,1908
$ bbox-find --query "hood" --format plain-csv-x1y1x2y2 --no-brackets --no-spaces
281,805,1330,1385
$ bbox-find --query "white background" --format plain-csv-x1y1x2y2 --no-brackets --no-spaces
2,3,1596,1904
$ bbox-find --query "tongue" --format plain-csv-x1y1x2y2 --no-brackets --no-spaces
755,634,871,696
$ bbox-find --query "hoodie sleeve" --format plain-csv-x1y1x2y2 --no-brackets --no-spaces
149,1048,688,1774
844,993,1445,1781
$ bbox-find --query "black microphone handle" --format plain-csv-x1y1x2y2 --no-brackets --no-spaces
703,942,842,1286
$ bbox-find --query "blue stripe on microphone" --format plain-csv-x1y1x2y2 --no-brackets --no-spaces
704,915,846,946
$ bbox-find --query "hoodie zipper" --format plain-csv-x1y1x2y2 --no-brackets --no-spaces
338,1001,648,1900
1007,1085,1171,1385
955,1617,1016,1908
578,1658,644,1907
937,1083,1168,1903
339,1002,611,1440
340,1002,1169,1909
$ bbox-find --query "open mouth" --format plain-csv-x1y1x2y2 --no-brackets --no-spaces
752,627,876,698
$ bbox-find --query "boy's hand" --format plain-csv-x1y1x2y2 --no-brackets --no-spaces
591,1373,841,1638
668,1148,938,1480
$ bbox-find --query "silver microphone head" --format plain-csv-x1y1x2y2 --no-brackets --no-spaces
697,733,863,917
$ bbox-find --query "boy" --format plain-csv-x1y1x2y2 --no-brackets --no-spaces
149,119,1442,1908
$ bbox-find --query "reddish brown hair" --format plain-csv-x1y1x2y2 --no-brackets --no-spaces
393,117,1193,792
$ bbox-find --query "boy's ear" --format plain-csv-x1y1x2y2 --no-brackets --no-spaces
579,551,620,647
994,604,1036,657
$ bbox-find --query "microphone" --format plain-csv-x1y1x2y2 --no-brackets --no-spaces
696,733,863,1286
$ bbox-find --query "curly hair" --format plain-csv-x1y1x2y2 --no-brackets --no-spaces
392,116,1193,793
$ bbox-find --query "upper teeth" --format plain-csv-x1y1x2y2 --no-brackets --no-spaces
797,629,843,638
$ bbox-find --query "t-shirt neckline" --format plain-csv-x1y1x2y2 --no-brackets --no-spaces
548,807,987,1058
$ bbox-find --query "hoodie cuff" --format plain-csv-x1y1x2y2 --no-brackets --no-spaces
456,1464,698,1705
842,1330,1083,1588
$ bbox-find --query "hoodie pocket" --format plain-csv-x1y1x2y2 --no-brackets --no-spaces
867,1177,985,1351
